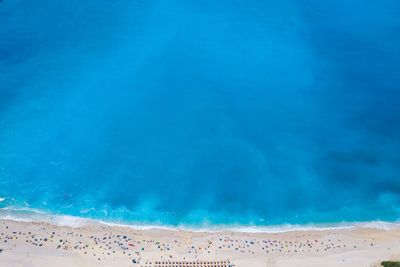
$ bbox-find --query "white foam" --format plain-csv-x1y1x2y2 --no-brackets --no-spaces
0,207,399,233
358,221,400,231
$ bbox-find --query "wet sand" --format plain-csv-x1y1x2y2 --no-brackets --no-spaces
0,219,399,266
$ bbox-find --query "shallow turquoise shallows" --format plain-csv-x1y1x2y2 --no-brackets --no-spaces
0,0,400,228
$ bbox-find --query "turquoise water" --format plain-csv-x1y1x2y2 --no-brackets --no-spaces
0,0,400,228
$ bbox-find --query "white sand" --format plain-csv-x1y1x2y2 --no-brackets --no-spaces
0,219,399,266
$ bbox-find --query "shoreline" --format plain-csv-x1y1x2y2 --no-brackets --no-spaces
1,208,399,233
1,217,400,266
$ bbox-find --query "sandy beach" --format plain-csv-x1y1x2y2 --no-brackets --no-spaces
0,219,399,267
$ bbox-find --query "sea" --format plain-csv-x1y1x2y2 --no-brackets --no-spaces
0,0,400,231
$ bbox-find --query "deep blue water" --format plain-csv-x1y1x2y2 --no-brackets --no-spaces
0,0,400,227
